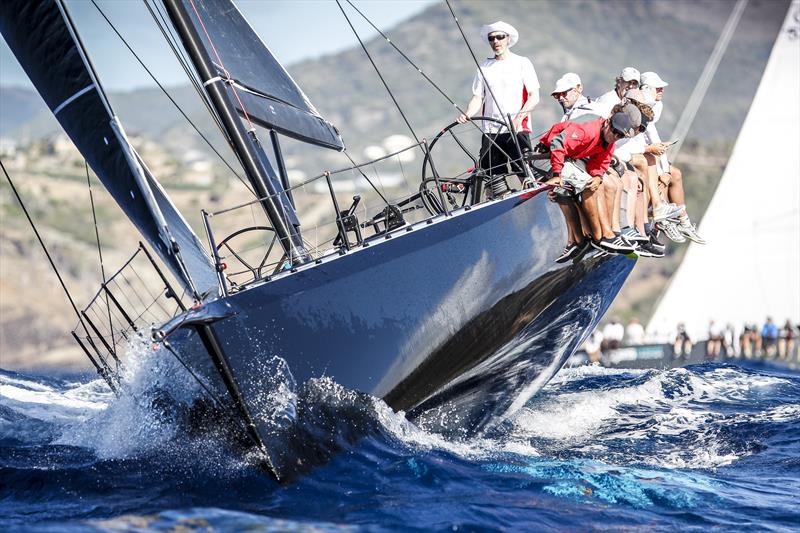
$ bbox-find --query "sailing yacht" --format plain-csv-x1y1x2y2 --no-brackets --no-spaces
0,0,635,479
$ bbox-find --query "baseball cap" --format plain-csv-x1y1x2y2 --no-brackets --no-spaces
610,103,642,138
552,72,581,94
641,71,669,88
618,67,641,83
624,88,655,108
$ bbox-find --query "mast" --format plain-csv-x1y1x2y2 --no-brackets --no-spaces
162,0,309,264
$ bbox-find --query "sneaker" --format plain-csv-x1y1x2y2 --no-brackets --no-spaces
657,220,686,243
588,241,611,257
652,202,686,221
635,242,665,258
595,236,635,254
621,226,649,243
649,229,666,251
678,219,706,244
572,239,594,261
555,242,579,263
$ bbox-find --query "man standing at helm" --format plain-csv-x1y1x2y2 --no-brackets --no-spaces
456,21,540,191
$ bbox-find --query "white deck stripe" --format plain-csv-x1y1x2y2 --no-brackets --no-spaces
52,84,95,116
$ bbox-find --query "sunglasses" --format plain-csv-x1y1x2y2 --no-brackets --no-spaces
611,126,628,139
552,90,571,99
487,34,508,42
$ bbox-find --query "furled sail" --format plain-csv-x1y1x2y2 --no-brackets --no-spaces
0,0,218,299
179,0,345,151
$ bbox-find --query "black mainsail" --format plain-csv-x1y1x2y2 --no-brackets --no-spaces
176,0,344,151
0,0,218,299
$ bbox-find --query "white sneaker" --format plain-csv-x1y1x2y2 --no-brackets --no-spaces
652,203,686,221
657,220,686,243
678,218,706,244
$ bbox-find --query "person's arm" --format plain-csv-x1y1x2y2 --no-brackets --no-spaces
513,59,541,131
513,89,539,131
644,143,667,156
457,94,484,123
585,149,613,191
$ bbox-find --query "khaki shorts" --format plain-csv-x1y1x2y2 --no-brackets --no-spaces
562,160,592,193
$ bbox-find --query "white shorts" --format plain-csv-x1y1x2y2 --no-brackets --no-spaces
562,159,592,193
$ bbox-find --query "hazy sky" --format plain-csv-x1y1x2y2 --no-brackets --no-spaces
0,0,436,91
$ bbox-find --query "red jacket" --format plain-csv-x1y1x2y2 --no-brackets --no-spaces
540,117,614,177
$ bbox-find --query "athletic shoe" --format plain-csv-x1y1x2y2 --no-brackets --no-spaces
635,242,665,258
588,241,610,258
594,236,635,254
678,219,706,244
651,202,686,221
648,230,666,252
657,219,686,243
621,226,649,243
572,239,594,261
555,242,579,263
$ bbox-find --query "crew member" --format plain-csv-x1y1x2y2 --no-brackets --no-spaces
457,21,540,195
539,103,642,255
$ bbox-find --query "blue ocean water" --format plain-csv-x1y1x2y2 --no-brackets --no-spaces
1,347,799,532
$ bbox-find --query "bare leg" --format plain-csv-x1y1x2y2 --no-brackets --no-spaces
635,179,646,235
603,172,623,233
666,165,685,206
576,204,590,240
622,170,638,228
632,153,663,212
580,188,605,241
557,202,580,245
595,184,616,239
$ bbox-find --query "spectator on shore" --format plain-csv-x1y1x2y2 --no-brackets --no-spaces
740,324,759,358
724,323,737,358
585,330,604,364
761,317,779,357
602,317,625,350
674,322,692,358
778,320,797,360
707,319,723,360
625,317,645,345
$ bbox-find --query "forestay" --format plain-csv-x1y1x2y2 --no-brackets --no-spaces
0,0,219,299
180,0,345,150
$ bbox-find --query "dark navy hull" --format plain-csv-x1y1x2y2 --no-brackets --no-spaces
170,188,634,469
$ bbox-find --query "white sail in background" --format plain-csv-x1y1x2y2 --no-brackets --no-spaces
648,0,800,339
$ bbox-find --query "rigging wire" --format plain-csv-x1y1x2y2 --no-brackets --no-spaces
1,158,116,390
145,0,222,132
84,161,118,357
185,0,258,134
342,151,390,205
670,0,748,159
335,0,421,146
91,0,254,196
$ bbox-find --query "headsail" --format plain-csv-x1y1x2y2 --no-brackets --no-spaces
0,0,218,299
179,0,345,151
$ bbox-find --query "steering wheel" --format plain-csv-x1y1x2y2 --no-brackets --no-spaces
419,116,516,215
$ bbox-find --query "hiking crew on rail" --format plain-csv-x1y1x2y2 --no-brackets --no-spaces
458,20,707,262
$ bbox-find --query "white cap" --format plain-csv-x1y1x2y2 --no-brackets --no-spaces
618,67,641,82
480,21,519,48
625,88,655,108
552,72,582,94
639,86,658,106
641,71,669,88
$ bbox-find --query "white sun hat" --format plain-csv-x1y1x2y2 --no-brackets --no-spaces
641,71,669,88
552,72,582,94
480,21,519,48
